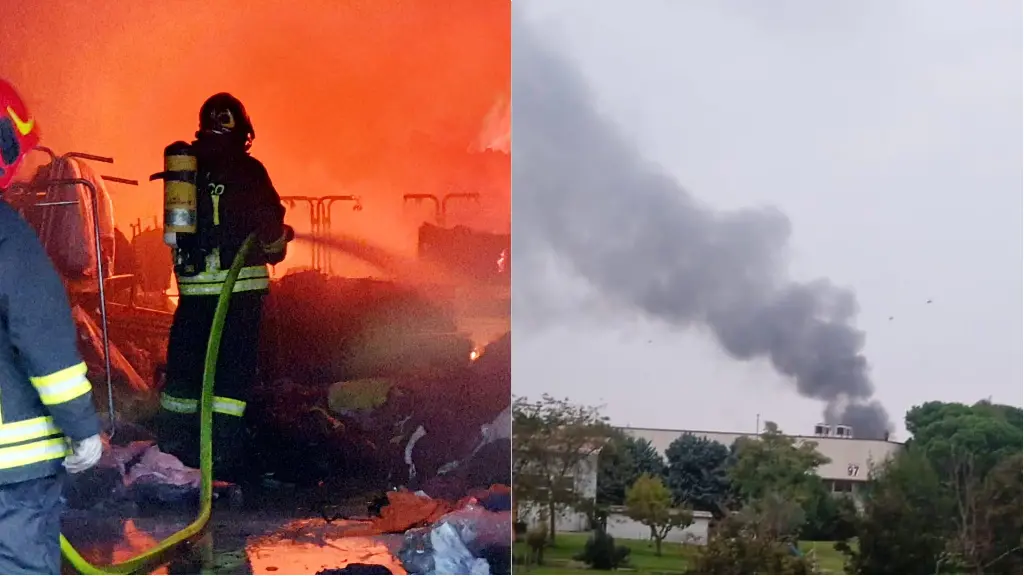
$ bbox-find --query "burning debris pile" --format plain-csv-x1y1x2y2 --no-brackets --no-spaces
259,271,467,385
71,266,511,495
65,268,511,572
242,486,512,575
249,277,511,496
418,223,510,284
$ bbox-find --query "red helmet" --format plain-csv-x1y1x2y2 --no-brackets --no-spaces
0,80,40,189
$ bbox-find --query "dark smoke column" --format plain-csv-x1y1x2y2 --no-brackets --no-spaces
511,12,891,439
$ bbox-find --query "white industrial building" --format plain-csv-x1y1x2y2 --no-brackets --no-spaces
623,423,905,497
517,423,903,545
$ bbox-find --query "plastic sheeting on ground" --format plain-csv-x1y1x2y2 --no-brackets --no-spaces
369,491,453,535
65,435,238,511
397,499,512,575
323,487,513,575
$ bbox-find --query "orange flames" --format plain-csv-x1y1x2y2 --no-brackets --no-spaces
0,0,509,278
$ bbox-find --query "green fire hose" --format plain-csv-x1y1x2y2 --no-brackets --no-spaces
60,234,258,575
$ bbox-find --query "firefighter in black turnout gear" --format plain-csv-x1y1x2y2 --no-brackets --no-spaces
157,93,292,480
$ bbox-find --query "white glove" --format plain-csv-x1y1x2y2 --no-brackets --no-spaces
63,434,103,474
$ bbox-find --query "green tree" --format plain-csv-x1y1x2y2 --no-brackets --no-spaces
629,437,667,479
596,432,666,505
664,433,731,516
512,394,611,544
624,474,693,556
905,400,1022,477
800,482,857,542
839,449,954,574
596,430,634,505
729,422,830,505
842,400,1023,574
974,452,1023,574
940,449,1023,574
689,497,816,575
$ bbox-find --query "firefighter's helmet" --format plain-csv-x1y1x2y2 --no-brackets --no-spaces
197,92,255,151
0,80,40,189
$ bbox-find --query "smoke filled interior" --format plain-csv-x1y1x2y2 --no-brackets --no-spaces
1,1,510,572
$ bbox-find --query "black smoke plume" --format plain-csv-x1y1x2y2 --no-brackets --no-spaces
511,15,891,439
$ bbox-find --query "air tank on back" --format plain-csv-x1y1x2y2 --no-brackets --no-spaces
150,141,197,247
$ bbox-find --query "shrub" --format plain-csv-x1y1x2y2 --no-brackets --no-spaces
574,529,632,570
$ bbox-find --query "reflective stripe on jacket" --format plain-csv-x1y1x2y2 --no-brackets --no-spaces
176,265,270,297
160,392,248,418
0,350,98,486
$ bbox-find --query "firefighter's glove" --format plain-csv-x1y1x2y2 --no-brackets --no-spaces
262,225,294,265
64,434,103,474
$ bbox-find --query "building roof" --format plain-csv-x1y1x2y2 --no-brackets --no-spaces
621,426,905,482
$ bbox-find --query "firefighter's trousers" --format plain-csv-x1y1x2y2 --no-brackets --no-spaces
0,472,64,574
158,292,264,478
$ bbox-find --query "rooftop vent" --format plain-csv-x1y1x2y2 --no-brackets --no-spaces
834,425,854,439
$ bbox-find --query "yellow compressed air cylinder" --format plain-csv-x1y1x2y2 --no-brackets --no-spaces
162,141,197,245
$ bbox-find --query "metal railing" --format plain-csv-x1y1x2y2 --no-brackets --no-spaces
5,147,139,438
280,194,362,274
402,191,481,228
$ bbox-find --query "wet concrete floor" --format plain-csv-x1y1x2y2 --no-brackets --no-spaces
63,484,403,574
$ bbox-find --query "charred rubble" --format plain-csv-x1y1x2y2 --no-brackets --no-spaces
71,266,510,498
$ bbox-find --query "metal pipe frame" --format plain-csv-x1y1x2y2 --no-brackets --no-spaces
281,194,362,274
11,147,139,438
318,195,361,274
404,191,481,228
280,196,320,271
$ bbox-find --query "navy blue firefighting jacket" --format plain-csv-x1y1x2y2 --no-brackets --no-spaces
0,201,101,485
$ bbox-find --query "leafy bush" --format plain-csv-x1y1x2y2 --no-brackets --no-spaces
574,529,632,570
689,508,817,574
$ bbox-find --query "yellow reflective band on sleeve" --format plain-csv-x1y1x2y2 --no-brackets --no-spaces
0,416,61,446
160,392,198,414
213,396,247,417
176,265,271,296
29,362,93,405
0,437,70,470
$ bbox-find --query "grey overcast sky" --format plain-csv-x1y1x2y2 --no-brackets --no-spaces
511,0,1023,440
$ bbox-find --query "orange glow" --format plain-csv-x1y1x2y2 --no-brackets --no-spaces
246,521,407,575
0,0,510,276
497,248,507,273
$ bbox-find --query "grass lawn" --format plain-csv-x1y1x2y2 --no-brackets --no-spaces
799,540,847,575
513,533,849,574
513,533,697,574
